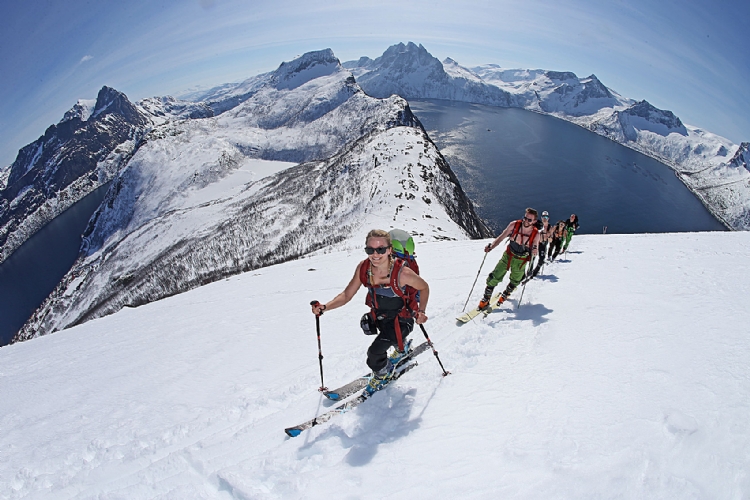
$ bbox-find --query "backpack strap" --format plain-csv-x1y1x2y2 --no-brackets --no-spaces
511,219,522,238
359,259,379,315
506,220,538,261
389,258,408,304
529,226,539,257
359,258,370,287
390,259,408,352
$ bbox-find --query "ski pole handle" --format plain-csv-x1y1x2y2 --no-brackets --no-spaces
311,300,326,316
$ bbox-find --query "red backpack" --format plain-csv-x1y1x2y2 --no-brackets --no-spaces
505,219,538,263
359,257,419,351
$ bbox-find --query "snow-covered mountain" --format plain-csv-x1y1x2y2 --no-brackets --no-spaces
0,87,213,265
3,232,749,498
1,87,148,265
344,42,515,107
473,65,632,116
15,50,488,342
344,42,750,230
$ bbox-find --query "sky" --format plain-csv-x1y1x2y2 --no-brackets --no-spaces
2,232,749,497
1,0,748,168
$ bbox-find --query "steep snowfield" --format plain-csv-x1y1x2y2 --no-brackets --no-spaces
2,231,749,498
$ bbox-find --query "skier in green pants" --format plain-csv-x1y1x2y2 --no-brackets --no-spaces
563,214,579,252
477,208,541,309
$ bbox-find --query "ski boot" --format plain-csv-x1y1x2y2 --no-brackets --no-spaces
498,283,516,306
365,360,395,396
478,285,495,310
388,339,413,366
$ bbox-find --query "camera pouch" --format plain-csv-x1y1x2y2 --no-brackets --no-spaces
360,313,378,335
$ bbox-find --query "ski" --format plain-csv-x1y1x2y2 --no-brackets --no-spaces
456,293,503,323
456,307,486,323
482,295,510,317
323,341,431,401
285,362,419,437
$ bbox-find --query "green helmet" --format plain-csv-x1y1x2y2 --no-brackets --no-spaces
389,228,415,257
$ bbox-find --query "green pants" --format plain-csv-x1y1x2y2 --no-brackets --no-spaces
486,250,529,288
563,228,575,250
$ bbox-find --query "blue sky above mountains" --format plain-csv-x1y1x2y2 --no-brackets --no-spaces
1,0,748,167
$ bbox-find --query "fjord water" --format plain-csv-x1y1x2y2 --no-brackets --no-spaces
409,99,726,234
0,185,109,346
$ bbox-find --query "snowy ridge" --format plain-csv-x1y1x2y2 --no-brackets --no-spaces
345,42,750,230
0,88,214,265
2,232,749,497
0,87,150,264
16,53,488,341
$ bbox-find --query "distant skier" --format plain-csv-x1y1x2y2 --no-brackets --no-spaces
563,214,580,253
547,220,567,261
311,229,429,395
527,210,551,280
477,208,541,309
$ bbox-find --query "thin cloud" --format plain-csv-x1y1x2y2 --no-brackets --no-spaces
80,55,93,64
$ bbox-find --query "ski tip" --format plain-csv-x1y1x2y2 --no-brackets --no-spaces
324,392,340,401
285,428,302,438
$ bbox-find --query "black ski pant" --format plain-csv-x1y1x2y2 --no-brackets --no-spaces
530,242,547,278
548,239,563,261
366,317,414,372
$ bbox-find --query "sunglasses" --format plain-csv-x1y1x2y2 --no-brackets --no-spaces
365,246,389,255
523,217,536,223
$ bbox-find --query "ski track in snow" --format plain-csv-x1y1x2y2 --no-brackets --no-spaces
2,232,750,498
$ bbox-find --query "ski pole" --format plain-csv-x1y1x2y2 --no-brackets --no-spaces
517,256,534,310
310,301,328,392
462,252,488,311
418,324,450,377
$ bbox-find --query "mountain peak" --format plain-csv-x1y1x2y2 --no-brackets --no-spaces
625,100,684,131
271,49,342,90
90,86,144,124
375,41,440,69
728,142,750,172
545,71,578,81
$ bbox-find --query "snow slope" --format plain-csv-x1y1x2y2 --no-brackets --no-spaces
2,231,749,498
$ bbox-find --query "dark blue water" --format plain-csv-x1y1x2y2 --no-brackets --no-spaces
409,99,726,234
0,185,109,346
